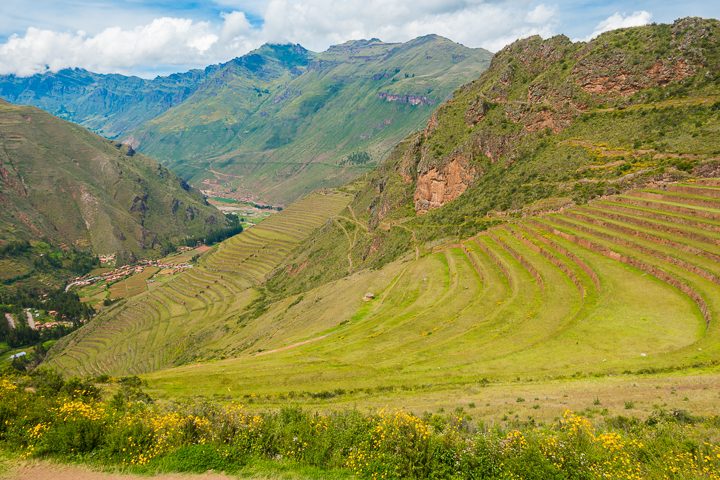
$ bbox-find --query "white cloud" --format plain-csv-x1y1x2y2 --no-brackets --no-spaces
257,1,560,53
526,4,556,24
0,1,561,77
584,10,652,41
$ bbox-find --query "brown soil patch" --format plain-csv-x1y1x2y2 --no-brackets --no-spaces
2,461,235,480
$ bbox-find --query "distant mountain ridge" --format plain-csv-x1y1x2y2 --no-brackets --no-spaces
0,67,208,139
0,36,493,204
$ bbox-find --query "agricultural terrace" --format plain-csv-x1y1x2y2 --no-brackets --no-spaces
47,192,351,375
143,179,720,412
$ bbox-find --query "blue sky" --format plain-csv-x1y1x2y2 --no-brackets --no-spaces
0,1,718,77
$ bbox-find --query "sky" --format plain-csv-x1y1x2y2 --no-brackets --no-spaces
0,0,717,78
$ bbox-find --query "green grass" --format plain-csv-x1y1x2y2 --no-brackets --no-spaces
133,180,720,408
47,191,351,375
108,267,159,300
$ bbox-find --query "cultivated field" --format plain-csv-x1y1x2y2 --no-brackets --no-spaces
141,179,720,413
47,192,351,375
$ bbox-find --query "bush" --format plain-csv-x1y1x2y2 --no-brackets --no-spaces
0,374,719,479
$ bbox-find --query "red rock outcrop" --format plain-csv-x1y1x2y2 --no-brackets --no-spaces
414,153,476,214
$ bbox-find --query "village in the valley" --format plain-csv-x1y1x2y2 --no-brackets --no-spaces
65,252,195,293
4,308,74,335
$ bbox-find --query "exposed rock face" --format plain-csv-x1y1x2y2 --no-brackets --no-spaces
573,57,696,96
414,153,475,213
403,17,718,214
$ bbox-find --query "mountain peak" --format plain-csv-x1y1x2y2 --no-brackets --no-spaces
326,37,394,52
240,42,313,68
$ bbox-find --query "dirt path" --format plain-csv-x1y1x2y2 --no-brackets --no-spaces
24,310,35,330
2,461,235,480
4,313,15,329
334,218,354,272
254,334,329,357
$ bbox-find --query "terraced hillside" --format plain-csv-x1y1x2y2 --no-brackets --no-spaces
47,191,351,375
141,179,720,398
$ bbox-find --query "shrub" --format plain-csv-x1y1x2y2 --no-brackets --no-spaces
1,374,720,479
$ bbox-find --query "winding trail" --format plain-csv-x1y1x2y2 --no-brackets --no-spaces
254,334,330,357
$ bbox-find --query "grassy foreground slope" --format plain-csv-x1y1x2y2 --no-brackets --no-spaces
142,178,720,400
47,191,351,374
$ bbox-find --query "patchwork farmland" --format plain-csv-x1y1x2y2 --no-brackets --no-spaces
48,191,351,375
138,179,720,403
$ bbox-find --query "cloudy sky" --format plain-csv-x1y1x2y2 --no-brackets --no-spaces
0,0,717,77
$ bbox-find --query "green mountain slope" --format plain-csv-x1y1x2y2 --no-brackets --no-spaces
46,18,720,405
0,100,224,261
130,37,492,204
269,17,720,295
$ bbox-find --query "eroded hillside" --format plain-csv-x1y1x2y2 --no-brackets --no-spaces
0,100,224,260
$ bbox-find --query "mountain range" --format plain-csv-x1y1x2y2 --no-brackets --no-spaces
0,36,492,204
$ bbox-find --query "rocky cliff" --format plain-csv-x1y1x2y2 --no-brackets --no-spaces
407,17,719,214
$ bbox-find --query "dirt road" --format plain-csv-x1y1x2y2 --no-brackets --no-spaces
1,462,235,480
25,310,35,330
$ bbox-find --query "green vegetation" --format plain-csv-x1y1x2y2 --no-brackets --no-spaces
1,374,719,479
47,191,351,375
0,100,226,265
131,38,491,204
340,151,372,166
0,240,98,291
0,286,93,370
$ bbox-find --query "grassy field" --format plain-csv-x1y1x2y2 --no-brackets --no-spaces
47,191,352,375
108,267,160,300
126,179,720,416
